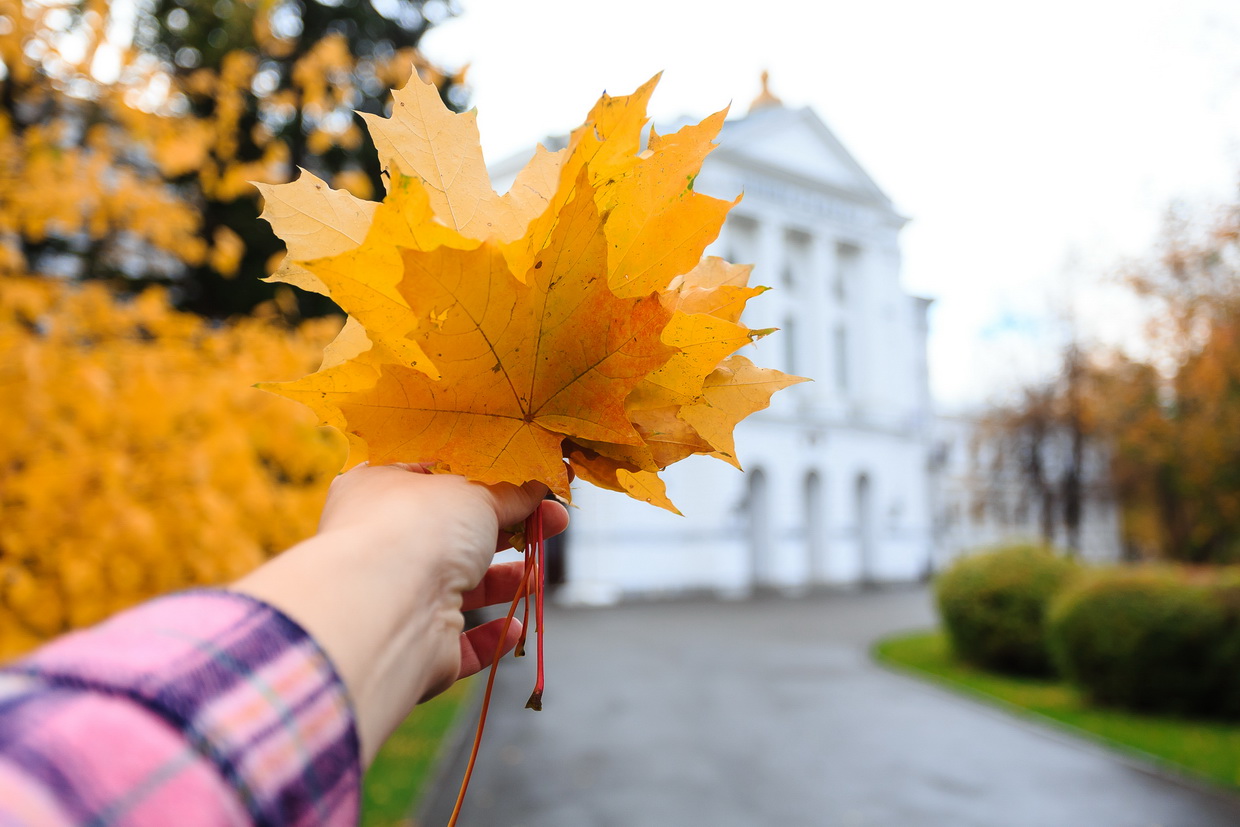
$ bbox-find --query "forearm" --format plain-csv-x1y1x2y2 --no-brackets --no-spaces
231,526,466,765
230,464,562,768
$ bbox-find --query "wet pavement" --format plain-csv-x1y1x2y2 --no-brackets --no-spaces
421,588,1240,827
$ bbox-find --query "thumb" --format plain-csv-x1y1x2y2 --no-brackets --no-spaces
483,479,552,529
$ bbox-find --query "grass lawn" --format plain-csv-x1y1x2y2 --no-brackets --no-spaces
361,678,475,826
874,629,1240,791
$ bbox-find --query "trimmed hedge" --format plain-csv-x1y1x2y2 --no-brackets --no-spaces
1048,567,1240,718
935,544,1078,676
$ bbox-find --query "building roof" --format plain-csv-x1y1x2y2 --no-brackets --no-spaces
488,81,901,219
710,104,896,212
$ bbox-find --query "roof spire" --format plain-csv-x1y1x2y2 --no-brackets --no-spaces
748,70,783,113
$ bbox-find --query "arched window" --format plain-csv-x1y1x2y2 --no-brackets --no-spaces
804,472,824,584
856,472,874,585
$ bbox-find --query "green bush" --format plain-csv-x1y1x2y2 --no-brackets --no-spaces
935,544,1077,675
1048,567,1240,718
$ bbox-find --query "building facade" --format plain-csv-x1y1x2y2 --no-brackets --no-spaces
492,86,938,602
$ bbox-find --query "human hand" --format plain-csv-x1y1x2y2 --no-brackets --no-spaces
232,462,569,765
316,462,569,694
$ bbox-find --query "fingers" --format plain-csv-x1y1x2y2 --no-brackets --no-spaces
495,498,570,552
484,461,573,527
539,498,570,539
461,560,527,611
457,616,523,681
343,460,572,536
485,480,551,528
329,460,572,554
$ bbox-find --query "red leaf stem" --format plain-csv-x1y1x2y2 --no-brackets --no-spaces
526,505,546,711
515,539,532,658
446,546,535,827
446,509,547,826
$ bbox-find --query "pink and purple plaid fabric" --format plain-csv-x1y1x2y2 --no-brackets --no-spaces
0,590,360,825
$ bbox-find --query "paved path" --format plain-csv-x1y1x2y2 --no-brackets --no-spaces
423,588,1240,827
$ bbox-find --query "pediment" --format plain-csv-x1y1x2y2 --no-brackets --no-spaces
490,105,894,213
712,107,891,207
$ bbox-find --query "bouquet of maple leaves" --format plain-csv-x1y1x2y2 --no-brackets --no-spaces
256,73,805,513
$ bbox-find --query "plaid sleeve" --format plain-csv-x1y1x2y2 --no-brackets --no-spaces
0,590,361,826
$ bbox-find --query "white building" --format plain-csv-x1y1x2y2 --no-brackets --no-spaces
498,79,937,603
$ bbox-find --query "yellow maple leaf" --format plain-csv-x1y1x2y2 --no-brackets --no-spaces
260,320,399,468
297,175,482,377
631,405,716,467
564,443,681,515
256,168,377,296
667,257,767,322
601,110,739,300
503,77,660,280
680,354,809,467
628,311,767,411
360,72,564,242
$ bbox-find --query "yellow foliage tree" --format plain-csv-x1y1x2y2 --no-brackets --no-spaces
1099,196,1240,561
0,277,343,658
135,0,467,316
0,0,207,279
0,0,462,314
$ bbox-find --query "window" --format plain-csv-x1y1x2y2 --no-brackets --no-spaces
784,315,797,375
727,215,759,265
834,323,848,391
835,242,859,302
783,228,811,289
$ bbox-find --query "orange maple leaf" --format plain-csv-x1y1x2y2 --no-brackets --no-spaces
258,72,807,511
335,177,675,498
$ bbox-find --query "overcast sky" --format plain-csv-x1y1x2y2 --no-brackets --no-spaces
421,0,1240,409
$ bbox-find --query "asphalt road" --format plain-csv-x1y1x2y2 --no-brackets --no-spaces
421,588,1240,827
